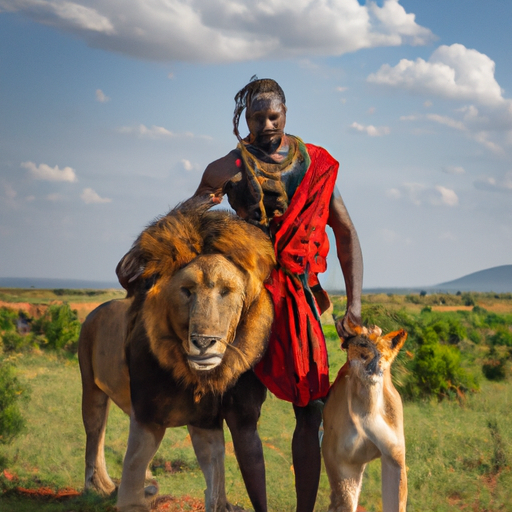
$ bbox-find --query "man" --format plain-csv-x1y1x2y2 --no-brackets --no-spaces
194,77,363,512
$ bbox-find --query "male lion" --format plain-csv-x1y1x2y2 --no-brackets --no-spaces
78,197,275,512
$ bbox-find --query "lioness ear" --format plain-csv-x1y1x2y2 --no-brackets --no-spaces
385,329,407,352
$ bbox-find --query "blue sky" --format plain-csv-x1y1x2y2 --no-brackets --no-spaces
1,0,511,289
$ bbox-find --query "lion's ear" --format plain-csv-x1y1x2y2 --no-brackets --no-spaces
116,247,145,294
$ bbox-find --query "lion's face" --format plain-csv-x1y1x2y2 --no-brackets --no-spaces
142,253,260,377
167,254,246,371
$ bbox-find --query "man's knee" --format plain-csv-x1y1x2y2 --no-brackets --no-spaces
293,402,323,432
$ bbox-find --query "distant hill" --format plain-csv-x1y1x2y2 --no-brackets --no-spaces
0,277,121,290
433,265,512,293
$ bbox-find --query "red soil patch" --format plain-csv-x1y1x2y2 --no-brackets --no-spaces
69,302,103,321
0,301,47,318
14,486,81,499
151,495,206,511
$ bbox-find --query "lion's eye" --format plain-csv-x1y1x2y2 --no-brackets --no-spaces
180,287,192,298
219,288,230,297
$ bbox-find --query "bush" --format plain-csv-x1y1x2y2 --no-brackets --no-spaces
402,339,479,400
0,307,17,332
482,359,507,381
488,328,512,347
1,331,37,353
0,360,28,444
33,304,81,351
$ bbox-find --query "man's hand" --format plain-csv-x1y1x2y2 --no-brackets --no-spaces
335,311,382,340
335,310,361,339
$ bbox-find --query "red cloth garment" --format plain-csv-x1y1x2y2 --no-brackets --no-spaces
254,144,339,407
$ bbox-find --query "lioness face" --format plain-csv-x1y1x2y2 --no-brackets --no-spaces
347,330,407,383
143,254,246,373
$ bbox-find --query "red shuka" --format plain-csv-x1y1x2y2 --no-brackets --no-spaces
254,144,339,407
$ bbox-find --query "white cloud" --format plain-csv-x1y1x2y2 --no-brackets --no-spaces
80,187,112,204
118,124,175,139
336,86,348,92
435,185,459,206
401,112,505,153
368,44,505,106
0,0,114,33
386,188,401,199
474,171,512,194
443,166,465,175
400,114,420,121
426,114,466,131
181,159,194,171
95,89,110,102
1,0,434,63
21,161,77,182
392,182,459,207
118,124,212,140
424,100,432,108
350,122,390,137
367,107,376,114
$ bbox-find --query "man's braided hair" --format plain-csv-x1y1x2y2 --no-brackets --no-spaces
233,76,286,141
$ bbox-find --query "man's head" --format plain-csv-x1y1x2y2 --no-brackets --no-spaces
233,77,287,146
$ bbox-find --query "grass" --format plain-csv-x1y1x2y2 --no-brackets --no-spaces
2,348,512,510
1,291,512,510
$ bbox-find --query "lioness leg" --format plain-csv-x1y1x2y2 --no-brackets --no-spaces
82,380,116,495
223,371,267,512
188,425,229,512
117,415,165,512
381,454,407,512
324,461,366,512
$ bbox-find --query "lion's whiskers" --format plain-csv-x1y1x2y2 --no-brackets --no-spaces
217,338,251,370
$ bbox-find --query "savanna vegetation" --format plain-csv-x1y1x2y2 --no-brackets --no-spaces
0,289,511,511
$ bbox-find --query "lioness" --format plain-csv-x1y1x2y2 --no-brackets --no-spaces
322,324,408,512
78,198,275,512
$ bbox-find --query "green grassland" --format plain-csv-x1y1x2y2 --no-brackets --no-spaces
1,290,512,511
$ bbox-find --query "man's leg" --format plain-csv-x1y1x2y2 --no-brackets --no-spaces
292,401,323,512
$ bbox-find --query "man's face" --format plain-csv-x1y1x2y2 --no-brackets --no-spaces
245,93,286,148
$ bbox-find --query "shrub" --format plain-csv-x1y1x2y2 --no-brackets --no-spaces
0,307,17,331
0,360,28,444
462,293,476,306
33,304,81,351
1,331,37,353
482,358,507,381
488,328,512,347
401,335,479,400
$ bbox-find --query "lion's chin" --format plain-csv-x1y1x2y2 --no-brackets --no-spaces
188,354,223,372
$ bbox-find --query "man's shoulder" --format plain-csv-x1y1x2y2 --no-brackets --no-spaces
195,150,241,196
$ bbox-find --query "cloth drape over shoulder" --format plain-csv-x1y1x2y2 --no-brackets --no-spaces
254,143,339,407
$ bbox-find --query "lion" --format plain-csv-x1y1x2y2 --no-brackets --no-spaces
78,197,275,512
322,323,408,512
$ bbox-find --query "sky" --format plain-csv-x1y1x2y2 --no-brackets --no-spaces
1,0,511,289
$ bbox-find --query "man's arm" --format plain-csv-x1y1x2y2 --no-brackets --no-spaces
327,187,363,336
194,151,240,200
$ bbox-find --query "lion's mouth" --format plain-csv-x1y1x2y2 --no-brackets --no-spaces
188,354,223,371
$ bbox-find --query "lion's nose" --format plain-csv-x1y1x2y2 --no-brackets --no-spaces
190,334,220,350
